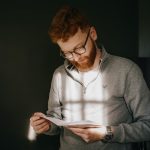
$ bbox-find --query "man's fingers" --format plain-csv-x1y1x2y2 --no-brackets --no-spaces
33,118,47,126
30,112,46,124
36,124,50,134
34,121,49,131
34,112,45,117
33,120,50,134
68,127,86,133
30,116,50,128
29,112,51,134
30,116,40,122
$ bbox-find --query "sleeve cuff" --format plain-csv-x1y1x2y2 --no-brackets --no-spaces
44,123,60,135
111,125,124,143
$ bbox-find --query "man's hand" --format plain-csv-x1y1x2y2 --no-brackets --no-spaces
67,126,106,143
30,112,51,134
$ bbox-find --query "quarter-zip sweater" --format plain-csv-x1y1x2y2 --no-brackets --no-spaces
45,49,150,150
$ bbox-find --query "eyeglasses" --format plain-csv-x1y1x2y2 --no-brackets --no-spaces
60,28,90,60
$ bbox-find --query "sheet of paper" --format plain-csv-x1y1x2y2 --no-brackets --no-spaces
42,115,101,128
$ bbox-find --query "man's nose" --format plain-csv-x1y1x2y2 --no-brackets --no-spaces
72,53,80,61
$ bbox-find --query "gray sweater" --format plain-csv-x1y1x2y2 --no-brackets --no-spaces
45,49,150,150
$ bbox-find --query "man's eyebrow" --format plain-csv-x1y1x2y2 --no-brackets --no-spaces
67,42,83,52
63,42,83,53
72,42,83,49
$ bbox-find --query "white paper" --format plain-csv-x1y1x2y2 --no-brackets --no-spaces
42,115,101,128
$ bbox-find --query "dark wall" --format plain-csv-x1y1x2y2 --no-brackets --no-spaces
0,0,149,150
139,0,150,57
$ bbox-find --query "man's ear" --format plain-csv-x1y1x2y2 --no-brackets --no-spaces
90,26,97,41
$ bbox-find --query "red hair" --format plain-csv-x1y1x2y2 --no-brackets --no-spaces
48,5,90,43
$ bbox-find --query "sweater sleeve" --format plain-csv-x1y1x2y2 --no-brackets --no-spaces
112,63,150,143
44,70,62,135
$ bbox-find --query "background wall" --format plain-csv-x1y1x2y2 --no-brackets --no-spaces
0,0,149,150
139,0,150,57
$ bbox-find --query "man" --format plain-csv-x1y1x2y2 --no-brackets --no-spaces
30,5,150,150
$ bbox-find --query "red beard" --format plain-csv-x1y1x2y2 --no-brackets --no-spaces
70,41,97,71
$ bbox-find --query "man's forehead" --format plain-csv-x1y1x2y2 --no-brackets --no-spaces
57,29,86,52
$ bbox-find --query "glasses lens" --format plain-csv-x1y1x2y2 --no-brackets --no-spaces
75,47,86,54
62,52,73,59
65,53,73,59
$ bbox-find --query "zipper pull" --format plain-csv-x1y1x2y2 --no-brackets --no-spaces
83,86,87,94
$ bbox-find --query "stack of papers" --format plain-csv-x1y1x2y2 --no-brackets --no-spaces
42,115,101,128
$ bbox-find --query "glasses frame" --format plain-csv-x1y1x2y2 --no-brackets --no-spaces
60,28,91,60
